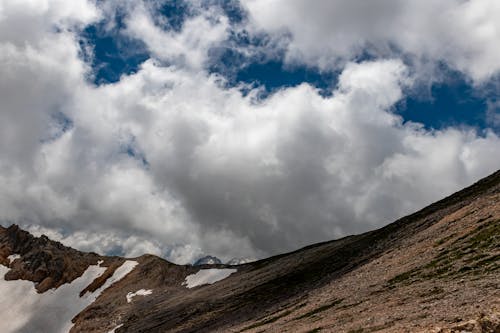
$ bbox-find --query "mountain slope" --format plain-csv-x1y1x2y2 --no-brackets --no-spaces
1,170,499,333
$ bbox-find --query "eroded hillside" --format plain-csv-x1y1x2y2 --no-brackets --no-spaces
0,170,499,333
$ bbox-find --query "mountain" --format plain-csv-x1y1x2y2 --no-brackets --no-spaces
225,257,255,265
193,256,255,266
1,170,499,333
193,256,222,266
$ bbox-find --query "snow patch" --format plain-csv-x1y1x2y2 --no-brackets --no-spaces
126,289,153,303
108,323,124,333
7,254,20,263
0,260,138,333
183,268,237,288
226,257,255,265
83,260,139,297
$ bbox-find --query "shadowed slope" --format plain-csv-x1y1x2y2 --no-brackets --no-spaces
0,170,498,332
119,170,500,332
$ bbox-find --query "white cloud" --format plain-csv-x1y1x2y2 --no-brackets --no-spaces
17,57,499,259
122,1,229,69
0,0,499,265
242,0,500,83
0,0,99,45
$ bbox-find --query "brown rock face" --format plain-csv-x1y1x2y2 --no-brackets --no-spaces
1,170,499,332
0,225,121,292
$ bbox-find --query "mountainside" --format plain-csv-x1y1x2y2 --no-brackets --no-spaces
1,170,499,333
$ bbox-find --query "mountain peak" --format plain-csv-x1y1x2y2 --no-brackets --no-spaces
193,255,223,266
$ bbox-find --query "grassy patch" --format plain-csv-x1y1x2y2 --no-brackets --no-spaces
241,310,293,331
296,302,308,309
347,322,395,333
435,233,457,246
419,286,444,297
306,328,322,333
387,269,418,285
295,299,343,320
338,301,363,309
466,220,499,250
388,219,500,285
474,254,500,268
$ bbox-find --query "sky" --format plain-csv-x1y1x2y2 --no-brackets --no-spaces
0,0,499,264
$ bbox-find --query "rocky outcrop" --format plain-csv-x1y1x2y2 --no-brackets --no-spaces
431,312,500,333
0,225,121,292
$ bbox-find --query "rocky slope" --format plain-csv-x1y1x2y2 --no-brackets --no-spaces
0,170,499,333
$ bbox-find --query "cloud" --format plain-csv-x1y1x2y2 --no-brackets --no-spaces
98,0,229,70
242,0,500,83
0,0,99,45
0,0,499,264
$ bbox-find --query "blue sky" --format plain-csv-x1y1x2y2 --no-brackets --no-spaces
81,0,498,133
1,0,499,263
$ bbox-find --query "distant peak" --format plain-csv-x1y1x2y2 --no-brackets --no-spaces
226,257,256,265
193,255,222,266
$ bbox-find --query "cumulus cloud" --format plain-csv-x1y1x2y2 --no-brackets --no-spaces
124,1,229,69
242,0,500,83
0,0,499,263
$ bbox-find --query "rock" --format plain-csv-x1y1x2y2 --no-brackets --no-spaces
0,224,110,292
450,320,477,332
193,255,222,266
438,313,500,333
478,312,500,333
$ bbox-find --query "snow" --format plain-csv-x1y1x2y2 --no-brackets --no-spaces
7,254,20,263
108,323,123,333
126,289,152,303
0,260,138,333
226,257,255,265
85,260,139,296
183,268,237,288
